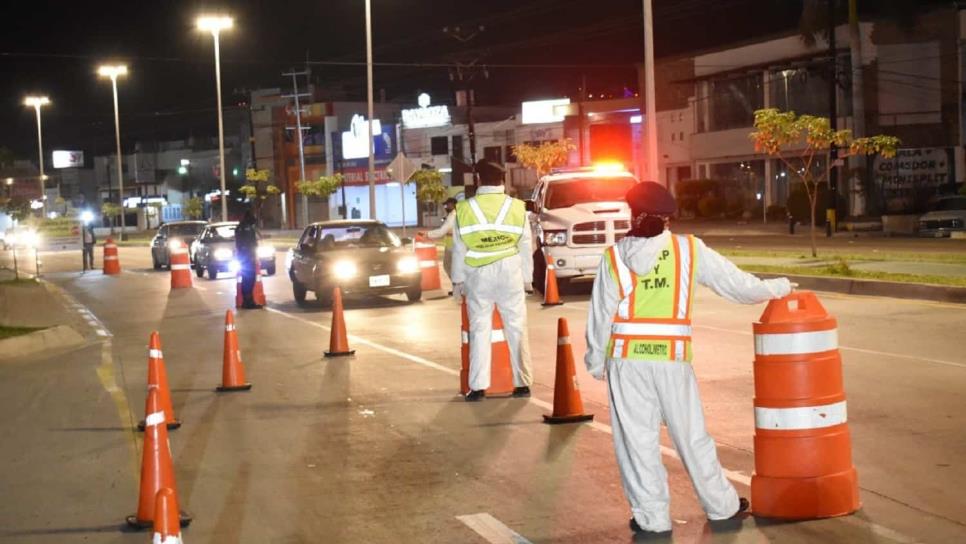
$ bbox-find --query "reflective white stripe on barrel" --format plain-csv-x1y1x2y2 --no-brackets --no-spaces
755,400,847,430
149,349,163,359
170,264,190,271
104,244,117,249
153,533,182,544
104,256,119,261
461,331,469,344
419,260,437,269
144,410,166,427
612,322,692,337
557,336,570,346
755,329,838,355
170,248,187,255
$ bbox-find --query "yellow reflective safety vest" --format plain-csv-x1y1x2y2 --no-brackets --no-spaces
604,234,697,362
456,193,527,267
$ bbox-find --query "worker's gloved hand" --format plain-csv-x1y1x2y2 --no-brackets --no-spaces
452,282,466,302
588,366,606,381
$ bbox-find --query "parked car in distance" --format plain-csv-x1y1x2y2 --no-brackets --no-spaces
288,220,421,306
190,221,277,279
918,195,966,237
150,221,207,269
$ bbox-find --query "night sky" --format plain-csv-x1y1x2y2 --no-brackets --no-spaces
0,0,809,161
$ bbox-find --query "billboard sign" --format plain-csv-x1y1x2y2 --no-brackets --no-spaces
341,115,383,160
402,93,451,129
521,98,571,125
52,150,84,169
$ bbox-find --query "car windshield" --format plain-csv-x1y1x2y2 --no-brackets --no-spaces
167,223,204,237
934,198,966,211
207,225,237,241
544,177,638,209
315,224,400,249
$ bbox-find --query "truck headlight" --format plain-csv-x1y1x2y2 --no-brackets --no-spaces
543,230,567,246
214,248,233,261
257,244,276,258
397,256,419,274
332,260,358,279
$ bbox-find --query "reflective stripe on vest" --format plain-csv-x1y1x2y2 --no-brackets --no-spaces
606,234,697,362
456,193,526,267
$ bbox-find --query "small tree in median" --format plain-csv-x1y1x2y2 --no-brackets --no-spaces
513,139,575,179
240,168,281,225
750,108,899,257
101,202,121,235
409,168,447,204
183,197,204,220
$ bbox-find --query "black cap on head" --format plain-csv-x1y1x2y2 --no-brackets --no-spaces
625,181,676,217
476,160,505,186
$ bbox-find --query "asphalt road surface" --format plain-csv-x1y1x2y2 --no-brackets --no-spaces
1,246,964,543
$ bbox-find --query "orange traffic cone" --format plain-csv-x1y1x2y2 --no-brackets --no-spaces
236,260,267,308
103,237,121,275
169,240,192,289
459,298,471,394
217,310,252,392
324,287,355,357
126,388,192,529
138,332,181,431
152,488,183,544
543,318,594,424
542,263,564,306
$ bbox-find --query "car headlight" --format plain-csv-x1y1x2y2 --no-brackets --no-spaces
543,230,567,246
284,248,294,271
214,248,233,261
228,260,241,273
257,244,276,258
332,259,358,279
397,256,419,274
167,239,184,251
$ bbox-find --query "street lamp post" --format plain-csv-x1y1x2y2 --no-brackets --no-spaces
365,0,376,219
98,65,129,240
197,14,233,222
23,96,50,217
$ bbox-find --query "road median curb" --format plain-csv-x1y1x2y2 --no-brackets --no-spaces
0,325,85,361
756,273,966,304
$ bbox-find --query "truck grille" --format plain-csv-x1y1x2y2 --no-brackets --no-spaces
573,221,606,232
570,220,624,246
572,234,607,245
614,220,630,230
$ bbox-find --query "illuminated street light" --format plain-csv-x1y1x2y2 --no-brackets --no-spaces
23,96,50,217
98,64,129,240
197,14,233,222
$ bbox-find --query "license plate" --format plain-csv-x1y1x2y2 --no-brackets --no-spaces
369,274,390,287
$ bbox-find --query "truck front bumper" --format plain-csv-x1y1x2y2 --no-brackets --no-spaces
543,247,606,279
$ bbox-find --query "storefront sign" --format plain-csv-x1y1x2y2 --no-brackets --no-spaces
521,98,570,125
52,150,84,169
341,115,383,160
874,147,952,212
402,93,451,129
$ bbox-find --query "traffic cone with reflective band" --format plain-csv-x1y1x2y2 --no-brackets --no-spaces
152,488,183,544
169,241,192,289
235,260,266,308
126,388,192,529
751,291,860,519
542,263,563,306
324,287,355,357
458,303,515,396
103,237,121,275
138,332,181,431
543,318,594,424
217,310,251,392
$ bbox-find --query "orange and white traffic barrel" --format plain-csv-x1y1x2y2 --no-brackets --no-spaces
169,241,192,289
103,237,121,275
413,237,441,291
751,290,860,519
459,301,514,397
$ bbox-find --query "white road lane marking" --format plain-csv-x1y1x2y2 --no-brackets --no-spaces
266,304,918,544
456,513,534,544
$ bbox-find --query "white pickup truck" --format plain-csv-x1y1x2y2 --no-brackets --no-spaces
526,165,639,293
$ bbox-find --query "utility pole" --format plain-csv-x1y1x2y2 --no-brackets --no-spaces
444,25,486,190
848,0,867,216
642,0,660,183
282,69,311,228
827,0,839,236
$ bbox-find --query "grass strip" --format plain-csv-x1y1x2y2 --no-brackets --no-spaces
722,248,966,265
740,264,966,288
0,325,43,340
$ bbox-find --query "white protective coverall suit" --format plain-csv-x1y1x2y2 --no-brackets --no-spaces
585,230,791,532
451,185,534,391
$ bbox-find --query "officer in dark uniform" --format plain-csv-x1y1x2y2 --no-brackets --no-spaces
235,210,261,309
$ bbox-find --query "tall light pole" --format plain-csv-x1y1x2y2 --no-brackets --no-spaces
365,0,376,219
23,96,50,217
98,64,128,240
641,0,659,183
197,14,233,222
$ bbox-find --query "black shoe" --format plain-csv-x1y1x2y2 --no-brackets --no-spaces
730,497,750,519
512,386,531,398
629,518,672,536
465,390,486,402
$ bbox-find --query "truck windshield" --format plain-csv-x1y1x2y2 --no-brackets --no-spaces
544,177,638,210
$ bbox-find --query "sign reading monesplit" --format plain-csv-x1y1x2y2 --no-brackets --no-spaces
401,93,451,129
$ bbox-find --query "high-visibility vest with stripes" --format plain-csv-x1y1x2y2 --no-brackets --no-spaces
605,234,697,362
456,193,527,267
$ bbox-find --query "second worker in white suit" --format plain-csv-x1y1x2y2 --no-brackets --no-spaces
451,161,534,401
